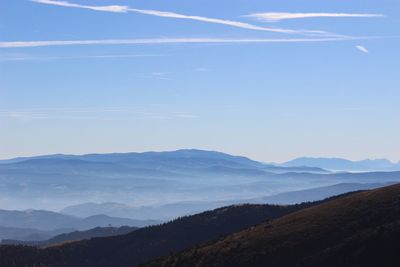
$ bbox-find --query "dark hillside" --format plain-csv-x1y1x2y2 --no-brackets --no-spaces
147,183,400,267
0,195,339,267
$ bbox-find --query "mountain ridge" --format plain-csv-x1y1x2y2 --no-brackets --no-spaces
0,209,157,232
282,156,400,171
147,183,400,267
1,226,138,247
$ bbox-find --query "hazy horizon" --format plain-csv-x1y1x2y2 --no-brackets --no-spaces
1,148,399,164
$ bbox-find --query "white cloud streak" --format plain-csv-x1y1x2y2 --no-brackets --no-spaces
30,0,329,36
0,54,166,61
0,37,353,48
246,12,385,22
126,8,321,35
31,0,129,12
356,45,369,53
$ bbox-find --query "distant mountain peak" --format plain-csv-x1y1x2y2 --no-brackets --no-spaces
282,157,400,171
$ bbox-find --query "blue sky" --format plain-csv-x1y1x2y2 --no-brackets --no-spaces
0,0,399,162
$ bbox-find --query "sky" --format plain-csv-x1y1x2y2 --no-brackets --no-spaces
0,0,399,163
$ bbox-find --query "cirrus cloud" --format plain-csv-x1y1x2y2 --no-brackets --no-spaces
0,37,354,49
356,45,369,53
246,12,385,22
31,0,129,12
30,0,330,36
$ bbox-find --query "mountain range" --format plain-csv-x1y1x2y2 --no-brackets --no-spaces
1,149,399,250
2,184,400,266
282,157,400,171
1,149,399,215
1,226,138,247
0,149,333,212
1,149,399,247
0,226,68,243
0,209,157,231
0,209,158,242
60,201,231,221
60,181,394,219
0,181,393,243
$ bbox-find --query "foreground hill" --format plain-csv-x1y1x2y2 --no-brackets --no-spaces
148,183,400,267
0,197,335,267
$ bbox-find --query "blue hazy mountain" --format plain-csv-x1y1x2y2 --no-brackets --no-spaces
1,150,399,217
282,157,400,171
1,226,138,247
3,181,387,245
0,149,332,212
60,201,233,221
61,180,398,220
0,226,69,242
0,209,76,231
0,149,264,168
0,209,157,232
250,182,395,204
63,215,157,230
0,149,327,173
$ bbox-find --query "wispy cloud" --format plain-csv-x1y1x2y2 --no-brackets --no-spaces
0,111,48,119
31,0,329,36
0,107,199,121
246,12,385,22
31,0,129,12
194,67,211,72
173,113,200,119
356,45,369,53
150,72,171,80
0,53,166,61
126,8,324,35
0,37,354,49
